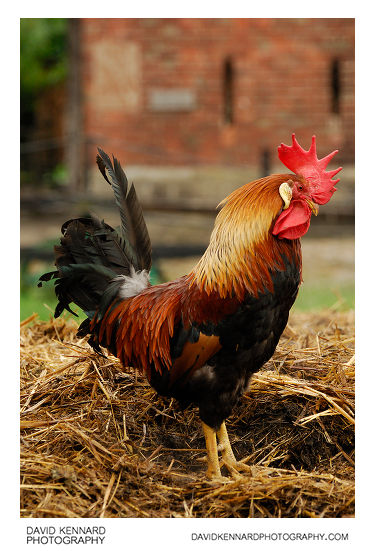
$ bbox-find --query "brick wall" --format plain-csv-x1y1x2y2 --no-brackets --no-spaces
81,18,354,173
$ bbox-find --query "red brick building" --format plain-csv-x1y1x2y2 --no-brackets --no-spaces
80,17,354,176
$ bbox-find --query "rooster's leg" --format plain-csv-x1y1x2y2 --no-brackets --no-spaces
201,421,222,479
217,422,251,474
217,422,237,464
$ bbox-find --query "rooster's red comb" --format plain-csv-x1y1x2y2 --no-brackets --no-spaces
278,134,342,205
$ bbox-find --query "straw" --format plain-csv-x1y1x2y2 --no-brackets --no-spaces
20,310,354,518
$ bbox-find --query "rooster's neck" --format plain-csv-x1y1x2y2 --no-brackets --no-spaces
190,233,301,300
189,179,302,300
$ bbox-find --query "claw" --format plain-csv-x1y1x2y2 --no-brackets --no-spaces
201,420,253,480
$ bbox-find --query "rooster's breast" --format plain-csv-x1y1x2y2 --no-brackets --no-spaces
175,257,301,429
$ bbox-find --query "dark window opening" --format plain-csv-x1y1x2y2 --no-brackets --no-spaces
223,58,234,124
331,58,341,114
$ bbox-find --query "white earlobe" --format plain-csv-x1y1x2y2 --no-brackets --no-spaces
279,182,293,210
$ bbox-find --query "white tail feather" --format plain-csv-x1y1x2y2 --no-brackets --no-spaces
114,266,150,299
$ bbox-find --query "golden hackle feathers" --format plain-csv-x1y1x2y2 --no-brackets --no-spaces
190,174,301,299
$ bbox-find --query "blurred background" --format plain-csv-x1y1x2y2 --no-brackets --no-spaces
20,18,354,321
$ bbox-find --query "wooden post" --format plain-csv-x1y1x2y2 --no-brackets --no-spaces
65,18,85,192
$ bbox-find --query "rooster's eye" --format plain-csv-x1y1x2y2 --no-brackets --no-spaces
298,185,303,191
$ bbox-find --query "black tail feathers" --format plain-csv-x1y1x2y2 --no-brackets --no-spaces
96,148,151,271
38,150,152,325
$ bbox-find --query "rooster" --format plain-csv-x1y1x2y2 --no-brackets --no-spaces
39,135,341,478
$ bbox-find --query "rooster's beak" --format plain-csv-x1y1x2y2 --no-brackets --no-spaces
305,198,319,216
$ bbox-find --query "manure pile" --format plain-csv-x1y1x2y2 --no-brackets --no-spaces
20,310,354,518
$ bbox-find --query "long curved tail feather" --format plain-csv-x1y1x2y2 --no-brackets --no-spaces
96,148,151,272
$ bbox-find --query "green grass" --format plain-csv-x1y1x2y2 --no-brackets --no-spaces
21,285,86,322
293,282,354,311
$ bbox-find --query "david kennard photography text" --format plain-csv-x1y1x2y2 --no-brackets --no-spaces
26,526,106,545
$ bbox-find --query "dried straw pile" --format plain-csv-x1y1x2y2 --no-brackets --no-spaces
20,310,354,518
